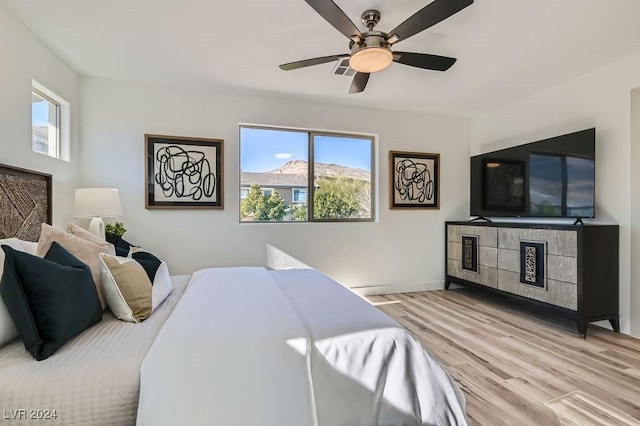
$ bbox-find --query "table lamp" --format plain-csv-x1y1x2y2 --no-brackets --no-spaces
73,188,123,240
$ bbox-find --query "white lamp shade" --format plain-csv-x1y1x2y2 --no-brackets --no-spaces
73,188,123,219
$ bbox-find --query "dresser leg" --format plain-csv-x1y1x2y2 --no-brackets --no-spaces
576,319,588,338
444,281,451,290
609,315,620,332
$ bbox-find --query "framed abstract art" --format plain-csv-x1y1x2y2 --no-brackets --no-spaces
145,134,224,209
389,151,439,209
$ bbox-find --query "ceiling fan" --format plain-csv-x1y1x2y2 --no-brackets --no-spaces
280,0,474,94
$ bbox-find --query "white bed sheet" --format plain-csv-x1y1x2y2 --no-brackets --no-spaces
137,268,466,426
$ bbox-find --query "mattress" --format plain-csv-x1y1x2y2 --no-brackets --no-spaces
0,275,190,426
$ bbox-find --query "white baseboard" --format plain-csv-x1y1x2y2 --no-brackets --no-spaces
620,319,631,335
630,321,640,338
350,280,445,297
592,318,632,336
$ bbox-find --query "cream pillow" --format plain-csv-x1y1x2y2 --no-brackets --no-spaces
99,254,153,323
1,238,37,348
36,224,115,309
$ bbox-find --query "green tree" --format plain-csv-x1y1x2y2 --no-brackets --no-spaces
240,184,286,221
265,190,286,221
291,203,308,221
240,184,264,220
314,176,368,219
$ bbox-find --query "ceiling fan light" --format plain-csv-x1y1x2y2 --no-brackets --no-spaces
349,47,393,73
386,34,400,44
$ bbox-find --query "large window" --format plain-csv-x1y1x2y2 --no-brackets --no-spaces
240,126,374,222
31,80,70,160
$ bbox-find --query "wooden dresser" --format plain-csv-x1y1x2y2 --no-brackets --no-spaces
445,221,619,336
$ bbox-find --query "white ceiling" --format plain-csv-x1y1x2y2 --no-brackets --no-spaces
3,0,640,116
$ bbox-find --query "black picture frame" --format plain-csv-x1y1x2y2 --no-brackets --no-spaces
389,151,440,209
145,134,224,209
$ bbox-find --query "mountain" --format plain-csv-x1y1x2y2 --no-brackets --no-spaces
270,160,370,181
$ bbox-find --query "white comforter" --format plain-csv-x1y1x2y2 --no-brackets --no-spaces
137,267,466,426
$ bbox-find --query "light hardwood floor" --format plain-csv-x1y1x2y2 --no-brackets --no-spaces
367,288,640,426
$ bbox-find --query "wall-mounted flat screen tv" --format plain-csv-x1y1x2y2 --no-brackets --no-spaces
470,128,595,218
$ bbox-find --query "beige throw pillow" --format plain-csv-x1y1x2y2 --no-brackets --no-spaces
99,254,153,323
36,224,115,309
67,222,110,245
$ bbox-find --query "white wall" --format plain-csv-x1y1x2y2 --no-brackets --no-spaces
0,5,81,227
471,53,640,336
631,88,640,337
79,77,470,293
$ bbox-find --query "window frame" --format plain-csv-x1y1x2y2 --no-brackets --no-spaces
31,80,70,161
239,124,376,223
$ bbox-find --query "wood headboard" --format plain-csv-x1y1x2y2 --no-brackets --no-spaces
0,163,52,241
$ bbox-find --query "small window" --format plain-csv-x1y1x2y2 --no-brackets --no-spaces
32,90,59,157
31,80,69,160
239,125,374,222
293,188,307,203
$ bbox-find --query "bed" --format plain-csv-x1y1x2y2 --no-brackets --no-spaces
0,165,467,425
138,267,466,425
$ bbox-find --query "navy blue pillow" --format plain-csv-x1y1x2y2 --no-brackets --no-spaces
0,242,102,361
106,236,135,257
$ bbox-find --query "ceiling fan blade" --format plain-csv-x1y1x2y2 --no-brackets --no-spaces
349,72,370,94
280,54,347,71
393,52,457,71
304,0,363,41
387,0,473,44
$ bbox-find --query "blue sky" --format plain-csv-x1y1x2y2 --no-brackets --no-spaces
32,100,50,126
240,127,371,172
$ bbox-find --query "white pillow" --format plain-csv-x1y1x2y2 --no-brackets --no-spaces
0,238,38,348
